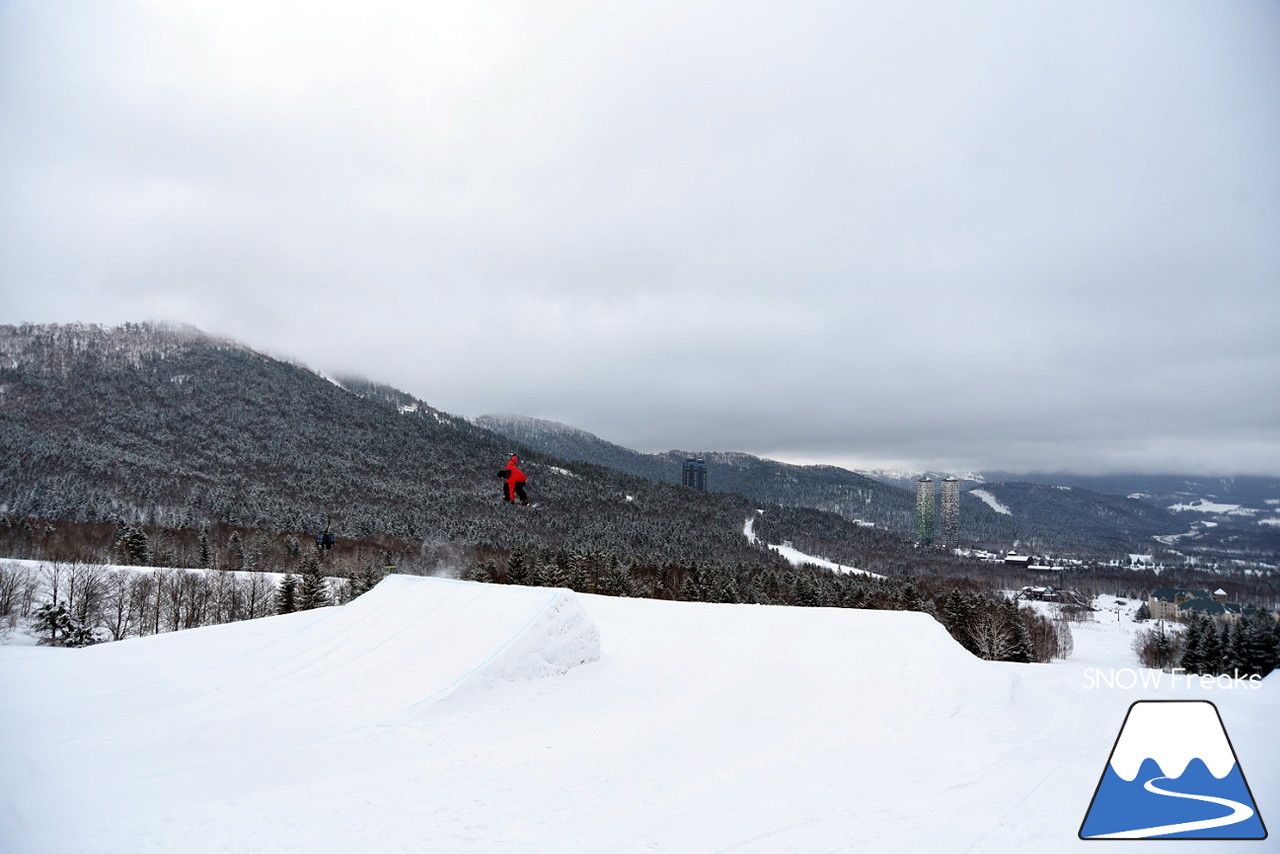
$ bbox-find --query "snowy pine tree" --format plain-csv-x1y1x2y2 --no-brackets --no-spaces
1000,598,1034,664
1235,610,1278,678
115,523,149,566
507,550,529,586
297,556,330,611
31,601,96,647
1199,620,1224,675
274,573,298,614
1180,616,1206,674
198,526,213,569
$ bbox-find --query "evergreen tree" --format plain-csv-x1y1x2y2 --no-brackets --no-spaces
566,553,591,592
227,532,245,572
463,560,495,583
545,560,572,590
1273,613,1280,674
115,523,149,566
1000,598,1034,663
1222,622,1245,676
529,561,554,588
682,564,705,602
1179,616,1205,675
596,565,623,597
297,555,330,610
347,564,383,599
507,550,529,586
899,581,927,613
1236,610,1278,679
31,601,72,646
198,526,213,569
1199,620,1223,675
274,573,298,614
941,589,981,657
31,601,96,647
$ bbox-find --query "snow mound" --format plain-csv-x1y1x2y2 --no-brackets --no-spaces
402,577,602,709
3,578,1275,854
0,577,601,782
307,575,602,711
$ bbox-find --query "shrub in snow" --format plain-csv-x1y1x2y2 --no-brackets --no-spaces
31,600,97,647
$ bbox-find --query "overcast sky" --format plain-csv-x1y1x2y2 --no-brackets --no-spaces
2,1,1278,475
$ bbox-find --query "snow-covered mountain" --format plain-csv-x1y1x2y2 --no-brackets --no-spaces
475,413,924,532
0,322,812,566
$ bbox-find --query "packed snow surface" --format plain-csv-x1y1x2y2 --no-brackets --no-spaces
743,516,882,577
1167,498,1255,516
970,488,1013,515
1,577,1275,853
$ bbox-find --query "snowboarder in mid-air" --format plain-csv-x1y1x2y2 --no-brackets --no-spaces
499,454,531,506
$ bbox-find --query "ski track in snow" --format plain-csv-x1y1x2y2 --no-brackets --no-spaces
743,515,883,578
970,488,1012,515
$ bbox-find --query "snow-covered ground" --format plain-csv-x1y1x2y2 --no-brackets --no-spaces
970,488,1013,515
1,575,1274,853
743,515,884,578
1167,499,1257,516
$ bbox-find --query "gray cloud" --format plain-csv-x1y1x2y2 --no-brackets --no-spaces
2,0,1278,475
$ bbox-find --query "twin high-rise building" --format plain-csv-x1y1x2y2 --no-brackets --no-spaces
917,475,962,547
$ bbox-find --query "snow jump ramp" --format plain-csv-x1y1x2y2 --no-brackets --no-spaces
253,575,605,720
0,577,602,769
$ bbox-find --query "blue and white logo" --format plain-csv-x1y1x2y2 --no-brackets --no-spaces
1080,700,1267,840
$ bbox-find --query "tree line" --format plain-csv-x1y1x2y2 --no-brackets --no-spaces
461,548,1073,664
0,558,379,647
1133,610,1280,679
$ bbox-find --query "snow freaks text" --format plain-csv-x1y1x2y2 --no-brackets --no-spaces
1082,668,1264,691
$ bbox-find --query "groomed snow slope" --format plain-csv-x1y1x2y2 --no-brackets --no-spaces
1,577,1275,853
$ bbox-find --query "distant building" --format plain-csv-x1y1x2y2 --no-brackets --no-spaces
941,476,960,547
682,457,707,491
915,477,935,544
1148,587,1258,622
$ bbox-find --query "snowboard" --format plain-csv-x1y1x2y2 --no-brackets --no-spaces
492,494,539,509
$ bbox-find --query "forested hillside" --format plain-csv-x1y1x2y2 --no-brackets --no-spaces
4,323,1273,576
474,415,1234,558
478,415,964,534
0,323,801,567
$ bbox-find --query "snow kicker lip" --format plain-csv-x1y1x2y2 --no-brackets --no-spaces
394,578,602,713
1079,700,1268,840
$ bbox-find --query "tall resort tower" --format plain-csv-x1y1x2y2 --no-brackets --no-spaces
941,476,960,548
682,457,707,491
915,476,935,545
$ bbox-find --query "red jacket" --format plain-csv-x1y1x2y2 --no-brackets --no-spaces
505,455,526,484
